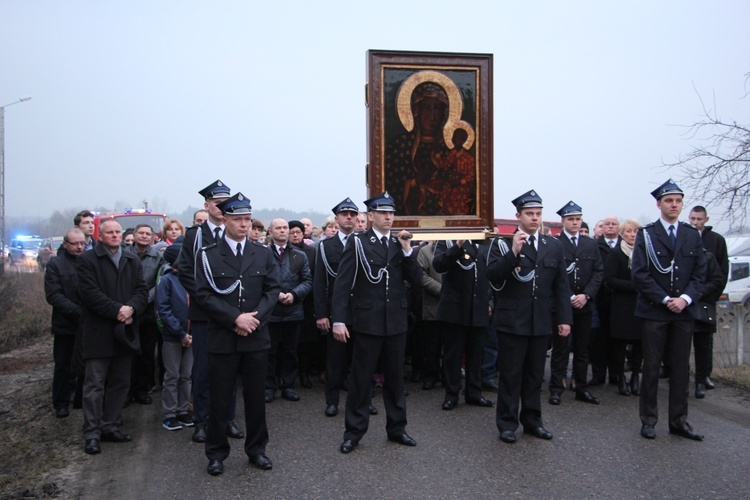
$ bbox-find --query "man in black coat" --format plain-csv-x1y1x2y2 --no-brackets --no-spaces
44,227,86,419
590,215,621,385
177,179,242,443
331,192,422,454
548,201,603,405
77,220,148,455
313,197,359,417
487,190,572,444
632,179,706,441
433,239,494,411
689,205,729,391
194,193,280,476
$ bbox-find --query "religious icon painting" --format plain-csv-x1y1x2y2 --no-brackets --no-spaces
366,50,493,234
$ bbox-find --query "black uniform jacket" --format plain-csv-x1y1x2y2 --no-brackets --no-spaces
178,222,218,322
330,229,421,336
194,239,280,354
76,243,148,359
558,233,603,314
45,246,82,336
313,234,346,321
487,233,572,336
631,220,706,321
432,240,491,327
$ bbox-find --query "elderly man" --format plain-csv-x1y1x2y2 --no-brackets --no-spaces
332,192,422,454
44,227,86,418
194,193,280,476
264,218,312,402
77,219,148,454
632,179,706,441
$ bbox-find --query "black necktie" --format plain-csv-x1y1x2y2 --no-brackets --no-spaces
236,243,242,264
668,225,676,248
214,227,221,242
528,235,535,250
381,235,388,252
571,236,577,247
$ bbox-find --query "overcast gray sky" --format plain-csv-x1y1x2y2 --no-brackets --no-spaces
2,1,749,230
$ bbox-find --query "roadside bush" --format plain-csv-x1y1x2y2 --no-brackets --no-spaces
0,271,51,354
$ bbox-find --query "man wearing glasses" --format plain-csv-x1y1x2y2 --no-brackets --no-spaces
44,228,87,419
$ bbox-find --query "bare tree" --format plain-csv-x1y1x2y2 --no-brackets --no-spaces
664,75,750,230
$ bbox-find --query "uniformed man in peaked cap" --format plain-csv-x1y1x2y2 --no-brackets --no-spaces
194,192,281,476
177,180,244,443
487,189,572,444
330,191,422,454
548,201,603,406
631,179,706,441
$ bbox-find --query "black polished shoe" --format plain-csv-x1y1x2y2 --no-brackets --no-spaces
300,374,313,389
84,438,101,455
704,376,715,390
207,459,224,476
422,380,435,390
442,400,457,411
227,421,244,439
388,432,417,446
630,374,640,396
249,454,273,470
669,422,704,441
133,394,152,405
368,404,378,415
695,383,706,399
466,396,494,408
618,378,631,396
548,392,561,405
101,430,132,443
640,424,656,439
523,426,553,440
575,391,600,405
340,439,357,454
192,424,207,443
264,389,275,403
281,388,300,402
55,407,70,418
325,404,338,417
499,431,516,443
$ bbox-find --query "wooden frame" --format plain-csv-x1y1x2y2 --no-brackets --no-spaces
366,50,493,235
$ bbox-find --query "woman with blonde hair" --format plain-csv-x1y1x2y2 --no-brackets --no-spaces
603,218,643,396
162,219,185,246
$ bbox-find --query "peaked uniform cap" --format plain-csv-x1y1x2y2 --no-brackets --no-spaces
216,192,252,215
198,180,231,200
512,189,543,210
364,191,396,212
651,179,684,200
557,200,583,217
332,197,360,214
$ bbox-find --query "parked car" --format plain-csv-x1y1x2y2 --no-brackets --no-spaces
37,236,64,271
718,255,750,308
8,236,42,268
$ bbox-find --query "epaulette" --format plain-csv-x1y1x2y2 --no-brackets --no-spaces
185,224,200,233
642,221,656,228
679,221,699,231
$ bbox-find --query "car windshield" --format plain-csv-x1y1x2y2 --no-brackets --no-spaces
114,215,166,233
19,240,41,250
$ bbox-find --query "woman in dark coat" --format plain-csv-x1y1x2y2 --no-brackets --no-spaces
603,218,642,396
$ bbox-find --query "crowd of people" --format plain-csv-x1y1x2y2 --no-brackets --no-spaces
43,178,727,475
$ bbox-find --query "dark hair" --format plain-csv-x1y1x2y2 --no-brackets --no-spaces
74,210,94,227
251,219,265,231
134,224,153,233
690,205,707,215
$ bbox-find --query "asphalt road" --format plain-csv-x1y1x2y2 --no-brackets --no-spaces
66,368,750,499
